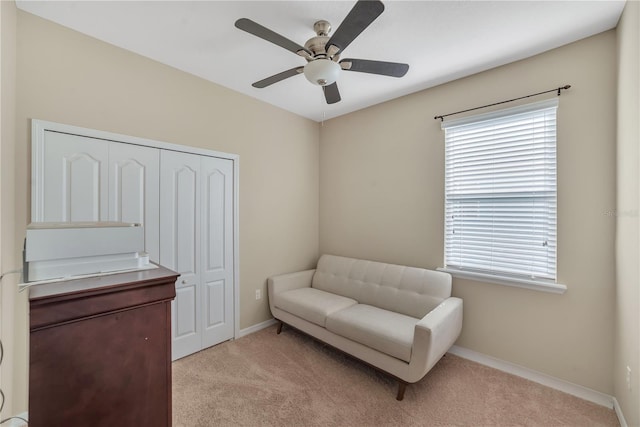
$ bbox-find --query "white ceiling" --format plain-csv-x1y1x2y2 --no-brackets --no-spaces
16,1,626,122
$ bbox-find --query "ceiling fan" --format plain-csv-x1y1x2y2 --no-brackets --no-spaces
234,0,409,105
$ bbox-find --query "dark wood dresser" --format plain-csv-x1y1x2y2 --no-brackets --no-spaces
28,266,178,427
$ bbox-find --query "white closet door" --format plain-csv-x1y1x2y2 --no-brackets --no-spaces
38,131,109,222
160,150,201,361
32,120,238,362
108,144,160,263
201,157,234,347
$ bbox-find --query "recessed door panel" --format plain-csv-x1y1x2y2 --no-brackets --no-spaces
171,283,201,360
175,285,197,338
160,151,200,278
175,167,198,275
109,144,160,262
115,159,145,221
206,170,225,272
205,280,225,328
40,131,108,222
65,153,103,221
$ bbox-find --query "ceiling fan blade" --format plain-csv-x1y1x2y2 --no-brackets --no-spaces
326,0,384,56
323,82,341,104
340,59,409,77
252,67,304,88
235,18,311,56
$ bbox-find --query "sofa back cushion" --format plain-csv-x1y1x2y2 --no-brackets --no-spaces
311,254,452,319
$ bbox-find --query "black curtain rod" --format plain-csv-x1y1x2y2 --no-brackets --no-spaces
434,85,571,122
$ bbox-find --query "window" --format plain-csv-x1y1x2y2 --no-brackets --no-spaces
441,99,564,292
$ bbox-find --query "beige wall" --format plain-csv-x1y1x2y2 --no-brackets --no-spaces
0,0,18,418
615,1,640,425
320,32,617,394
10,10,320,412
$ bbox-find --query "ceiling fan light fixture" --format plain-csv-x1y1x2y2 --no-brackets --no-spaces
303,59,340,86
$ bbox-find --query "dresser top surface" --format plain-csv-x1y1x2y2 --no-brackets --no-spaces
28,264,179,301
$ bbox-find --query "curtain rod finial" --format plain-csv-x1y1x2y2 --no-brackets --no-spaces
558,84,571,95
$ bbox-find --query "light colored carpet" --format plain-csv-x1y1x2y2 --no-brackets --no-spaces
172,325,619,427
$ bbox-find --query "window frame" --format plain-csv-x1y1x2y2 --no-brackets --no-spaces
438,98,566,294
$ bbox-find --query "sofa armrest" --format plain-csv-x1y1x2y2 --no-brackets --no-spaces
267,269,315,314
409,297,463,381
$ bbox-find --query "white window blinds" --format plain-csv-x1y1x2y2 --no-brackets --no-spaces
442,99,558,281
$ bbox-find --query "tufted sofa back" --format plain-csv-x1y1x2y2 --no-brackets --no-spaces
311,254,452,319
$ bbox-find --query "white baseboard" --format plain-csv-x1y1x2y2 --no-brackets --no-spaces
238,318,277,338
6,412,28,427
448,345,615,409
613,397,629,427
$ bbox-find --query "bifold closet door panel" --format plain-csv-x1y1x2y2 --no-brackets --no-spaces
37,131,109,222
108,144,160,262
200,156,234,347
160,150,202,360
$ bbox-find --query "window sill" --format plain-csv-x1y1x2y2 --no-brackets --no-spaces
437,267,567,294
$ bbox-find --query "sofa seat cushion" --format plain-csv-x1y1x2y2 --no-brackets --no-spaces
274,288,358,327
326,304,418,363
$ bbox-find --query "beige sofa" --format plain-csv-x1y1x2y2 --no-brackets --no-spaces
267,254,463,400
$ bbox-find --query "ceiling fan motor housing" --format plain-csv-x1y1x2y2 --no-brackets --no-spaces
304,20,341,60
304,36,330,58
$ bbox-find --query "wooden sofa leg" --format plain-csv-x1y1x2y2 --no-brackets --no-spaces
276,320,283,335
396,381,407,401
